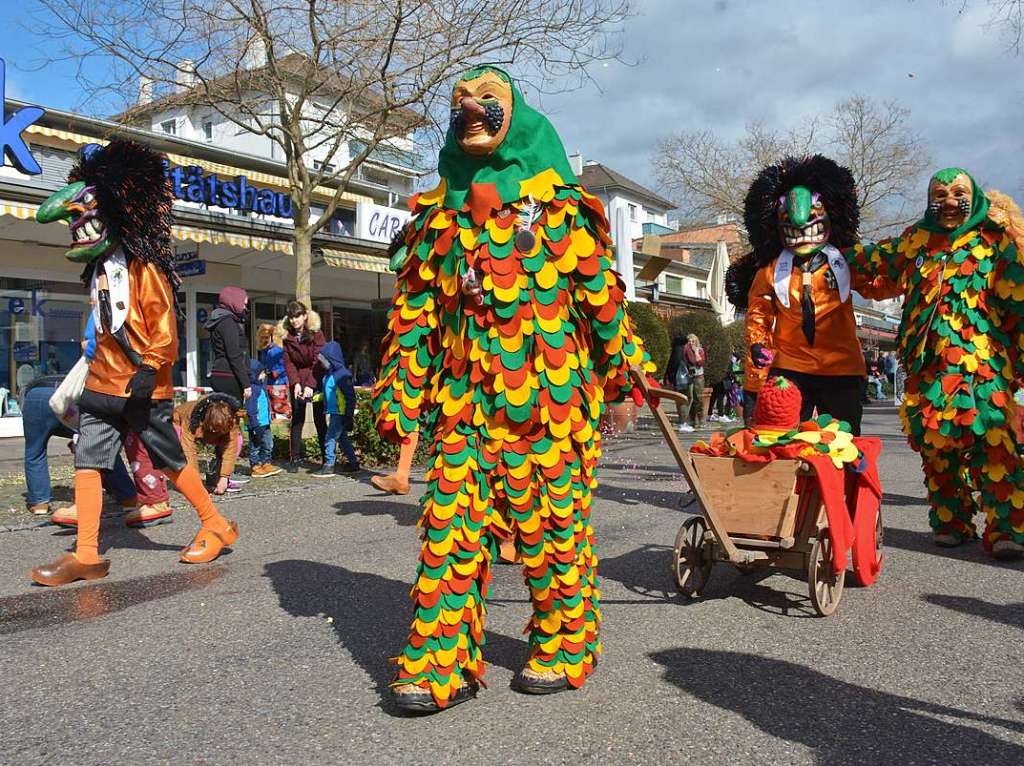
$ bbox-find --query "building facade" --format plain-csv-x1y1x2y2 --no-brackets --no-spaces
0,99,421,435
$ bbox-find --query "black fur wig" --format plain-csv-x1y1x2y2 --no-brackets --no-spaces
725,154,859,310
70,139,178,292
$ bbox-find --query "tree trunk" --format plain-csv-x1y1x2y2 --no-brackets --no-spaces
293,227,313,308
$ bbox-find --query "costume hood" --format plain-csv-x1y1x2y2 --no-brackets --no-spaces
727,155,860,310
437,65,578,215
917,167,990,241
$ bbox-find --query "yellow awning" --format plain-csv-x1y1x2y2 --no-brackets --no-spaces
0,200,39,221
321,248,390,274
24,124,371,205
171,223,293,254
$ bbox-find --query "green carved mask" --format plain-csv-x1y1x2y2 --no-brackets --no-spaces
778,184,830,256
36,180,116,263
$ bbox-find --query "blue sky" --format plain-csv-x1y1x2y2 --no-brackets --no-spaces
5,1,1023,204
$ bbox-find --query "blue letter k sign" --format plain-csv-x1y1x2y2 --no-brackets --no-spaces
0,59,44,175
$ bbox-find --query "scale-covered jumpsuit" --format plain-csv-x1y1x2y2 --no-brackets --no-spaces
374,177,651,707
848,223,1024,549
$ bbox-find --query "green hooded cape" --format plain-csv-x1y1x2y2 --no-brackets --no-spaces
917,167,990,241
437,66,578,211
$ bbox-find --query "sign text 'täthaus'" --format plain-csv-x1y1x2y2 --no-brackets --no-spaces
163,161,293,218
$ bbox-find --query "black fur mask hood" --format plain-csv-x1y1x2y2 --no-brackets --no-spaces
726,154,859,310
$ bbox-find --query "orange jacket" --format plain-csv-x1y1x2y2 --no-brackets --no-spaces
745,256,887,382
85,259,178,400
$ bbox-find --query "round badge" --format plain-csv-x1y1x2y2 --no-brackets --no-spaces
514,228,537,253
915,255,924,268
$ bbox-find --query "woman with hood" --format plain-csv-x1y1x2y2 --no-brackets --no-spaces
206,286,250,402
278,300,327,472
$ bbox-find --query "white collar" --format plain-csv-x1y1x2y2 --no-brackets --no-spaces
90,249,130,334
772,245,850,307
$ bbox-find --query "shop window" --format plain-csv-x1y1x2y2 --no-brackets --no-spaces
310,204,355,237
0,278,90,411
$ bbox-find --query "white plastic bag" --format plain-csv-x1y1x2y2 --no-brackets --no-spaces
49,356,90,430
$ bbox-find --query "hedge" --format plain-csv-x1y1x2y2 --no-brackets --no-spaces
626,301,671,377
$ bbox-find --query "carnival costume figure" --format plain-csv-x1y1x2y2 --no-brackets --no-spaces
374,66,652,712
847,168,1024,559
727,155,886,435
30,140,239,587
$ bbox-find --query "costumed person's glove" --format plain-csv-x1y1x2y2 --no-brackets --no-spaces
750,343,774,369
125,365,157,400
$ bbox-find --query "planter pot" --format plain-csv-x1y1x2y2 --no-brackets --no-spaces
607,401,638,435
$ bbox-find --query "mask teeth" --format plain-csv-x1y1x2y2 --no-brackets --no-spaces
928,202,941,216
957,198,971,215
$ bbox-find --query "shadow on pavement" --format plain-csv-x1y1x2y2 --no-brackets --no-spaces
923,594,1024,632
883,527,1024,572
651,647,1024,765
264,560,530,699
598,544,819,617
41,516,185,555
883,492,927,507
0,565,225,635
332,499,421,527
593,482,690,512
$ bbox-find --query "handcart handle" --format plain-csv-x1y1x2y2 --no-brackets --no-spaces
629,366,690,405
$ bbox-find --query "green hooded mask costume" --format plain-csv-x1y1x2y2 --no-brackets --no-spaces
436,66,578,214
917,167,990,241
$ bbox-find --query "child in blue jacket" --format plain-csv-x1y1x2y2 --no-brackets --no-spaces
246,358,281,478
314,341,359,476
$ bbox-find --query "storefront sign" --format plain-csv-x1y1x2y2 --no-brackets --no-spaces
13,341,37,362
164,161,294,218
7,297,24,315
356,201,411,244
175,249,199,263
0,59,44,175
175,260,206,278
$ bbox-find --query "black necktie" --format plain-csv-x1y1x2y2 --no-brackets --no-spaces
797,251,827,348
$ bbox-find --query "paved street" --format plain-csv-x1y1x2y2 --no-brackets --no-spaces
0,405,1021,765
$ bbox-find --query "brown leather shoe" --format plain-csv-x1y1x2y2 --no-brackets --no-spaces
28,502,50,516
180,520,239,564
125,502,173,528
371,474,410,495
30,553,110,587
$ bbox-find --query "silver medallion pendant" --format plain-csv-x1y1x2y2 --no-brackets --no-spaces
514,228,537,253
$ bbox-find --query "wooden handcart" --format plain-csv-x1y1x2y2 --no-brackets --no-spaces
629,368,883,617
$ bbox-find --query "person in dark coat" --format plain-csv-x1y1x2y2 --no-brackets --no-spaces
205,286,250,402
278,300,327,472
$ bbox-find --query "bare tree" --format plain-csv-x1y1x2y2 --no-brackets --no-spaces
33,0,632,306
653,120,815,225
654,95,929,238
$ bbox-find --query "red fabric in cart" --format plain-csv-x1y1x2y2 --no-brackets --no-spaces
803,436,883,579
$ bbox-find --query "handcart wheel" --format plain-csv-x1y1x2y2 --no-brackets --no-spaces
807,531,845,616
673,516,712,597
850,507,884,587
